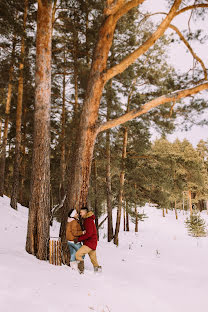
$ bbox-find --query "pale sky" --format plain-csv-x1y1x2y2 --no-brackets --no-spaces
142,0,208,147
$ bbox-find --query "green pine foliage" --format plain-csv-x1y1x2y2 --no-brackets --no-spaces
185,212,207,237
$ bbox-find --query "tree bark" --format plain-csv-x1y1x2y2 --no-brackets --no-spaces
10,0,28,210
26,0,52,260
0,35,16,197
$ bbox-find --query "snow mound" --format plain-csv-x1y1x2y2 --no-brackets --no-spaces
1,196,208,312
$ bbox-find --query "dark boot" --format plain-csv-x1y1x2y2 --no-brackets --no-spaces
78,261,84,274
94,265,102,273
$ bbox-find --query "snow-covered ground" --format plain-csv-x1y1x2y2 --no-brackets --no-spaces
1,196,208,312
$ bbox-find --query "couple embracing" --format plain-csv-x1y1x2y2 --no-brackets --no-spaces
66,206,102,274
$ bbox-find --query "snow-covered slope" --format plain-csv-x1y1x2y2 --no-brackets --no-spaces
1,195,208,312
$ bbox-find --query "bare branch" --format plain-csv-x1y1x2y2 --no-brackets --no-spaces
98,216,108,228
169,100,176,117
97,82,208,133
176,4,208,16
103,0,182,83
169,24,207,80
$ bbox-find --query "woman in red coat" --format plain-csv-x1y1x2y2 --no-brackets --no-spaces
75,207,102,274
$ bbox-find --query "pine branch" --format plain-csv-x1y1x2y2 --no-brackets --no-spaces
103,0,182,83
97,82,208,133
169,24,207,80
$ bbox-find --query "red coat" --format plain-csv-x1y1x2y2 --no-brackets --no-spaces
78,212,98,250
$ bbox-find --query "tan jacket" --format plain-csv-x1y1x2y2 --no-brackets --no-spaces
66,219,83,241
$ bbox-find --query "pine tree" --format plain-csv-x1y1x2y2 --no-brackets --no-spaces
185,212,207,237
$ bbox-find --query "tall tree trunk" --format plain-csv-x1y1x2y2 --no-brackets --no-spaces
174,200,178,220
26,0,52,260
19,105,27,204
0,35,16,197
163,207,165,217
126,201,129,232
59,51,66,201
85,0,90,67
73,32,79,114
114,126,128,245
10,0,28,209
106,128,114,241
0,118,2,145
188,190,192,214
93,159,99,240
135,203,138,232
105,81,114,241
123,202,126,231
113,81,134,245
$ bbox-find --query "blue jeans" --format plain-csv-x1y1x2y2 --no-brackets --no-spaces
67,241,83,261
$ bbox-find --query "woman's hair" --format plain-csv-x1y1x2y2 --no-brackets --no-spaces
80,206,89,212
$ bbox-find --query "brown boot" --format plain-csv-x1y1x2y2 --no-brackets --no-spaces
78,261,84,274
94,265,102,273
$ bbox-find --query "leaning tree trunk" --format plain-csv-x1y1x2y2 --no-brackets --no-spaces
59,13,117,243
0,35,16,197
10,0,28,210
26,0,52,260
